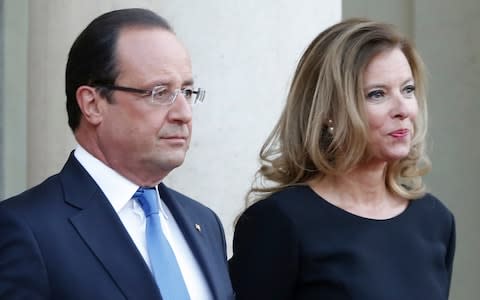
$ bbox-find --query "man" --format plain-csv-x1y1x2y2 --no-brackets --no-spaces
0,8,233,300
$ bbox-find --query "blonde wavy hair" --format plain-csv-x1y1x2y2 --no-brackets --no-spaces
248,18,431,206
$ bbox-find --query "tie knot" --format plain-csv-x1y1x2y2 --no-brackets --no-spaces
134,187,159,216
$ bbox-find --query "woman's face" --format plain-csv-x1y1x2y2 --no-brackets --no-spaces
362,47,418,163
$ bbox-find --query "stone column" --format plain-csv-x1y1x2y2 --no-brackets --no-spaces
415,1,480,299
1,0,28,198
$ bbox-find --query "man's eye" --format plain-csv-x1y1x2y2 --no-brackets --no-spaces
153,88,169,98
182,88,194,98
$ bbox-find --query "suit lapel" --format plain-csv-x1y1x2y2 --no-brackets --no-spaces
60,154,162,300
158,184,224,300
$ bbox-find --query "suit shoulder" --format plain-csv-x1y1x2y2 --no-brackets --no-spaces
0,173,62,213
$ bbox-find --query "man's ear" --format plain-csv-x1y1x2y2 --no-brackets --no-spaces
76,86,105,126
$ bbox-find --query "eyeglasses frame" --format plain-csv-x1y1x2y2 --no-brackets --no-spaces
90,83,206,105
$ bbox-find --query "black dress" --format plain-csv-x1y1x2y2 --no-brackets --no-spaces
229,185,455,300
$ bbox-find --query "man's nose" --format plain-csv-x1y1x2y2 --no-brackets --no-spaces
168,92,193,123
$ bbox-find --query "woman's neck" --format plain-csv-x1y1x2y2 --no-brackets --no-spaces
309,162,408,219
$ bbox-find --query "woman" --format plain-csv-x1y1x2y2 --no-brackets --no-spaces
229,18,455,300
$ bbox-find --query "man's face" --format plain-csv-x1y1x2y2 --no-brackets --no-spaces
96,27,194,185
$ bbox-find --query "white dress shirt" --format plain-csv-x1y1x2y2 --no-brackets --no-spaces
74,145,212,300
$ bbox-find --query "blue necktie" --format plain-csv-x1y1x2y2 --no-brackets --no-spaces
134,187,190,300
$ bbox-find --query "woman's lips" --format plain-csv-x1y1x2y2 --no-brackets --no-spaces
389,129,409,138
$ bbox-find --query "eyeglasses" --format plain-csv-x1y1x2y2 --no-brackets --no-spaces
92,84,206,106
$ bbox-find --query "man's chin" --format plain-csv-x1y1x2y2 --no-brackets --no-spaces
160,154,187,169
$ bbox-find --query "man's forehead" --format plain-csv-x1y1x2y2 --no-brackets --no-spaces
114,27,192,85
117,27,188,58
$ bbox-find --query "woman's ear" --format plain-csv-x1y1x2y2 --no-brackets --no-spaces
75,86,104,126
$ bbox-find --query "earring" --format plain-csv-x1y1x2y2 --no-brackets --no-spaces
328,119,334,134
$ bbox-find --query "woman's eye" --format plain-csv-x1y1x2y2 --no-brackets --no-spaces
403,85,416,97
367,90,385,100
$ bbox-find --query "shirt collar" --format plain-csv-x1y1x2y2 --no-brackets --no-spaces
74,145,138,213
73,145,169,219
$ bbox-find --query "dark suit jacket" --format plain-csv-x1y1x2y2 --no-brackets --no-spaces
0,153,234,300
